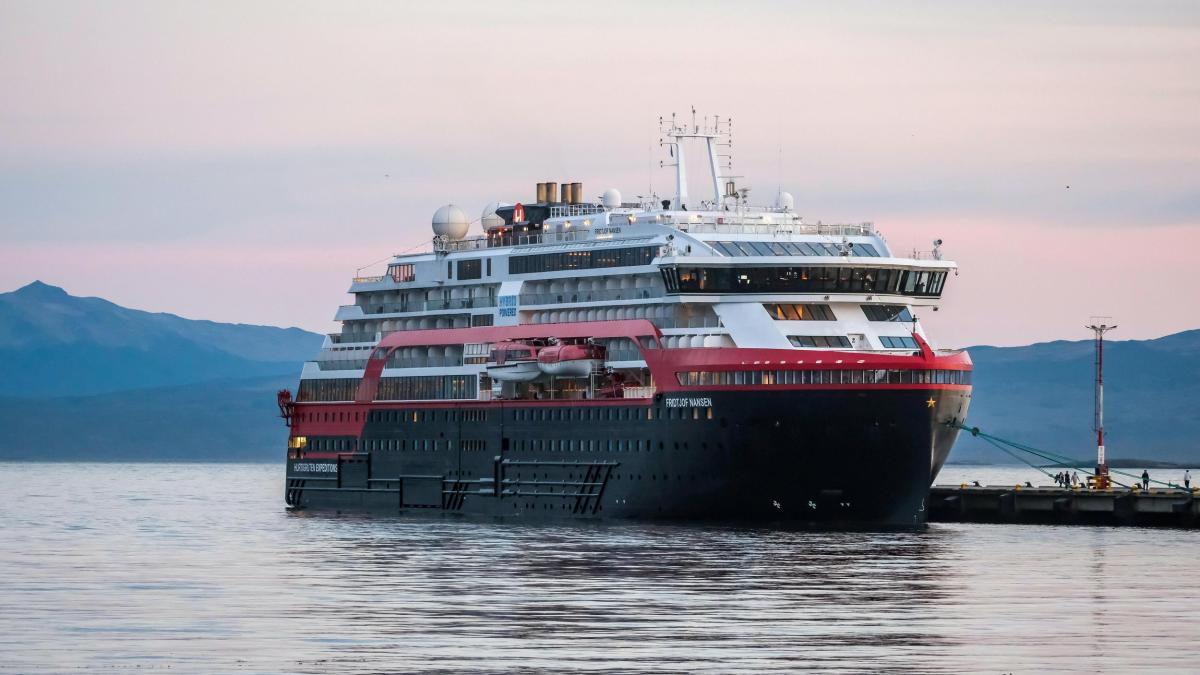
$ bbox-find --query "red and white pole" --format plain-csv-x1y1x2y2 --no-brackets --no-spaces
1087,322,1117,488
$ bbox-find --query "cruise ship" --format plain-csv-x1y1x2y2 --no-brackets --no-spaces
279,114,972,525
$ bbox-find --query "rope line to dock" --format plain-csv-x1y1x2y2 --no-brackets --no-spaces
976,435,1058,481
947,422,1164,490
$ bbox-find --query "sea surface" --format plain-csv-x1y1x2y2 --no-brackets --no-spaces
1,462,1198,674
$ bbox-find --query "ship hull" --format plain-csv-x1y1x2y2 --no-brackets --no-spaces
286,387,970,526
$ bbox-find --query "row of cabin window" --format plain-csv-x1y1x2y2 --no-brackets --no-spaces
293,410,366,423
297,375,477,402
306,437,356,451
711,240,881,258
786,335,918,349
387,263,415,282
788,335,853,348
376,375,476,401
764,303,914,323
508,246,658,274
511,406,712,422
363,438,487,452
511,437,717,453
675,369,972,386
369,408,489,423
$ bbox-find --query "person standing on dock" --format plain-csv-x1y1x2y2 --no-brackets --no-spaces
1141,470,1150,490
1071,471,1079,487
1185,469,1191,489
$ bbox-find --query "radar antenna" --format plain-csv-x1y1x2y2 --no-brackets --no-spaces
659,110,732,210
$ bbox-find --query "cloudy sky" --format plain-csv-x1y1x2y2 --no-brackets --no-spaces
1,1,1197,347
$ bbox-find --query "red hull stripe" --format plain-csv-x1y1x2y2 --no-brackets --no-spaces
288,383,972,438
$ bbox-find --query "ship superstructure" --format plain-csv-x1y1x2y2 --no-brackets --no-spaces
281,113,972,525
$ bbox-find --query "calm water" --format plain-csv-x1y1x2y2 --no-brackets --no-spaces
1,462,1198,674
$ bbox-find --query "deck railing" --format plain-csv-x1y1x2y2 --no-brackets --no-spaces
519,287,664,305
347,297,497,316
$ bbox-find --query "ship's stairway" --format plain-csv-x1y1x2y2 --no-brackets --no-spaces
496,459,619,515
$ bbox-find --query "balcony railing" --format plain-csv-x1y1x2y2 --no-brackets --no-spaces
336,332,378,344
350,297,497,315
444,230,593,252
518,287,664,306
678,221,874,237
653,316,724,329
605,348,643,362
317,360,370,371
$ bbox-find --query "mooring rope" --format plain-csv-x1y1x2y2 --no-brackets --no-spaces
947,422,1180,490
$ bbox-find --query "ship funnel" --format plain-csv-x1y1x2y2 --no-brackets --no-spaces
561,182,572,204
536,182,548,203
571,182,583,204
545,181,558,204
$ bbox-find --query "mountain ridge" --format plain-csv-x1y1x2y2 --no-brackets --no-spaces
0,281,323,397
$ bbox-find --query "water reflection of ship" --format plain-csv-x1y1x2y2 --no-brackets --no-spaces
289,521,957,668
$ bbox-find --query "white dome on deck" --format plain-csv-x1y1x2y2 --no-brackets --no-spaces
775,191,795,211
481,201,509,230
601,188,622,209
432,204,470,240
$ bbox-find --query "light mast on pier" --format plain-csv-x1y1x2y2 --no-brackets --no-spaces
1086,320,1117,489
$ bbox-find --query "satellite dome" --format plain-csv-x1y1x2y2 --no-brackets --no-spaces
601,188,622,209
432,204,470,240
481,201,509,231
775,191,795,211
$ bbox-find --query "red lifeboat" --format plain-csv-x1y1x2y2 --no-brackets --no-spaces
537,341,606,377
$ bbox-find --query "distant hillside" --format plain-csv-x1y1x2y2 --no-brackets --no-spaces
0,281,323,397
952,329,1200,465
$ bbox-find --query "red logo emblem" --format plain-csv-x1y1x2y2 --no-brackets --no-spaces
513,203,525,223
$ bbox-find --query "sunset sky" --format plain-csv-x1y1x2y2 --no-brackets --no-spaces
2,1,1197,347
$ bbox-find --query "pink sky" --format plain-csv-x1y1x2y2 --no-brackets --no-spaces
1,1,1198,347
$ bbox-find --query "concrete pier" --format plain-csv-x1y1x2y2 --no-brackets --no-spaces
928,485,1200,527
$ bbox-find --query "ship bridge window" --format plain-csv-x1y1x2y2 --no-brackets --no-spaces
788,335,852,348
879,336,919,349
662,265,946,298
763,303,836,321
748,241,774,256
457,259,482,280
862,305,914,322
710,242,880,257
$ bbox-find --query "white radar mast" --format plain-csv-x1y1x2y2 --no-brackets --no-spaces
659,108,732,210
